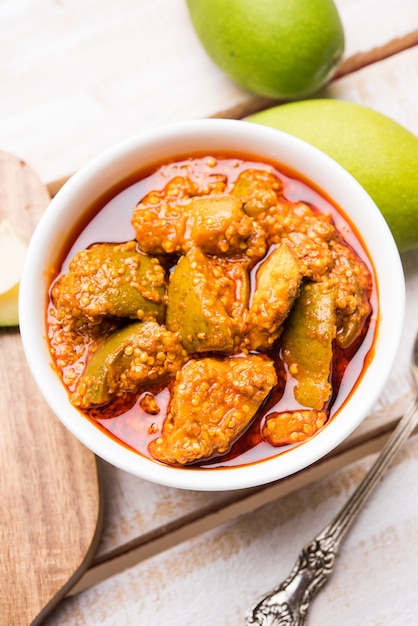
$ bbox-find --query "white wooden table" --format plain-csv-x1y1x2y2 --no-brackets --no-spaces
1,1,418,624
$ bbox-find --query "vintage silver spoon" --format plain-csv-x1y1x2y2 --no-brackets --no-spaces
245,330,418,626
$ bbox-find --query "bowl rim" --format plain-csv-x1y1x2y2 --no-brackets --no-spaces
19,118,405,491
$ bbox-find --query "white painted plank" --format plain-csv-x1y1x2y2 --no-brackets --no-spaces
0,0,417,184
336,0,418,57
43,433,418,625
95,459,242,560
324,46,418,135
376,247,418,410
0,0,244,184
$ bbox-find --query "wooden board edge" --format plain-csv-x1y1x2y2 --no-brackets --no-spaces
30,460,105,626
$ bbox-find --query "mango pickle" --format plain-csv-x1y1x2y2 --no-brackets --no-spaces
166,247,237,353
282,281,337,410
245,244,301,351
52,242,166,322
149,354,277,465
47,156,374,466
73,321,186,409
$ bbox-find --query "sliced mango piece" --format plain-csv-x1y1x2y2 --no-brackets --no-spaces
132,175,196,254
149,354,277,465
232,169,282,217
282,281,336,410
52,242,166,322
132,174,228,255
0,219,27,326
246,244,301,351
329,239,372,348
134,187,265,259
72,321,185,408
262,409,327,446
187,195,253,254
211,256,251,324
166,247,236,353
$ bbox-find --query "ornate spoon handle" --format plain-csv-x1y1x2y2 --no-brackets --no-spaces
245,393,418,626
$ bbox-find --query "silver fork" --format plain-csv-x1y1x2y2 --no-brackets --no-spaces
245,331,418,626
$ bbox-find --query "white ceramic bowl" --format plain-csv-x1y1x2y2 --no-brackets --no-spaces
19,119,405,491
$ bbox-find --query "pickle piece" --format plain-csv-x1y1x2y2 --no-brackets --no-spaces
132,176,196,255
282,281,336,410
132,174,228,255
329,239,372,348
133,191,258,257
211,256,251,324
72,321,186,409
52,242,166,322
166,247,236,353
246,244,301,351
263,409,328,446
187,195,253,254
232,169,282,217
149,354,277,465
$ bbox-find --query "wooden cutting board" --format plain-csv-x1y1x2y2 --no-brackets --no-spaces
0,152,103,625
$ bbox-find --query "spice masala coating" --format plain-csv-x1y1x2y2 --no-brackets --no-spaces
48,156,373,466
